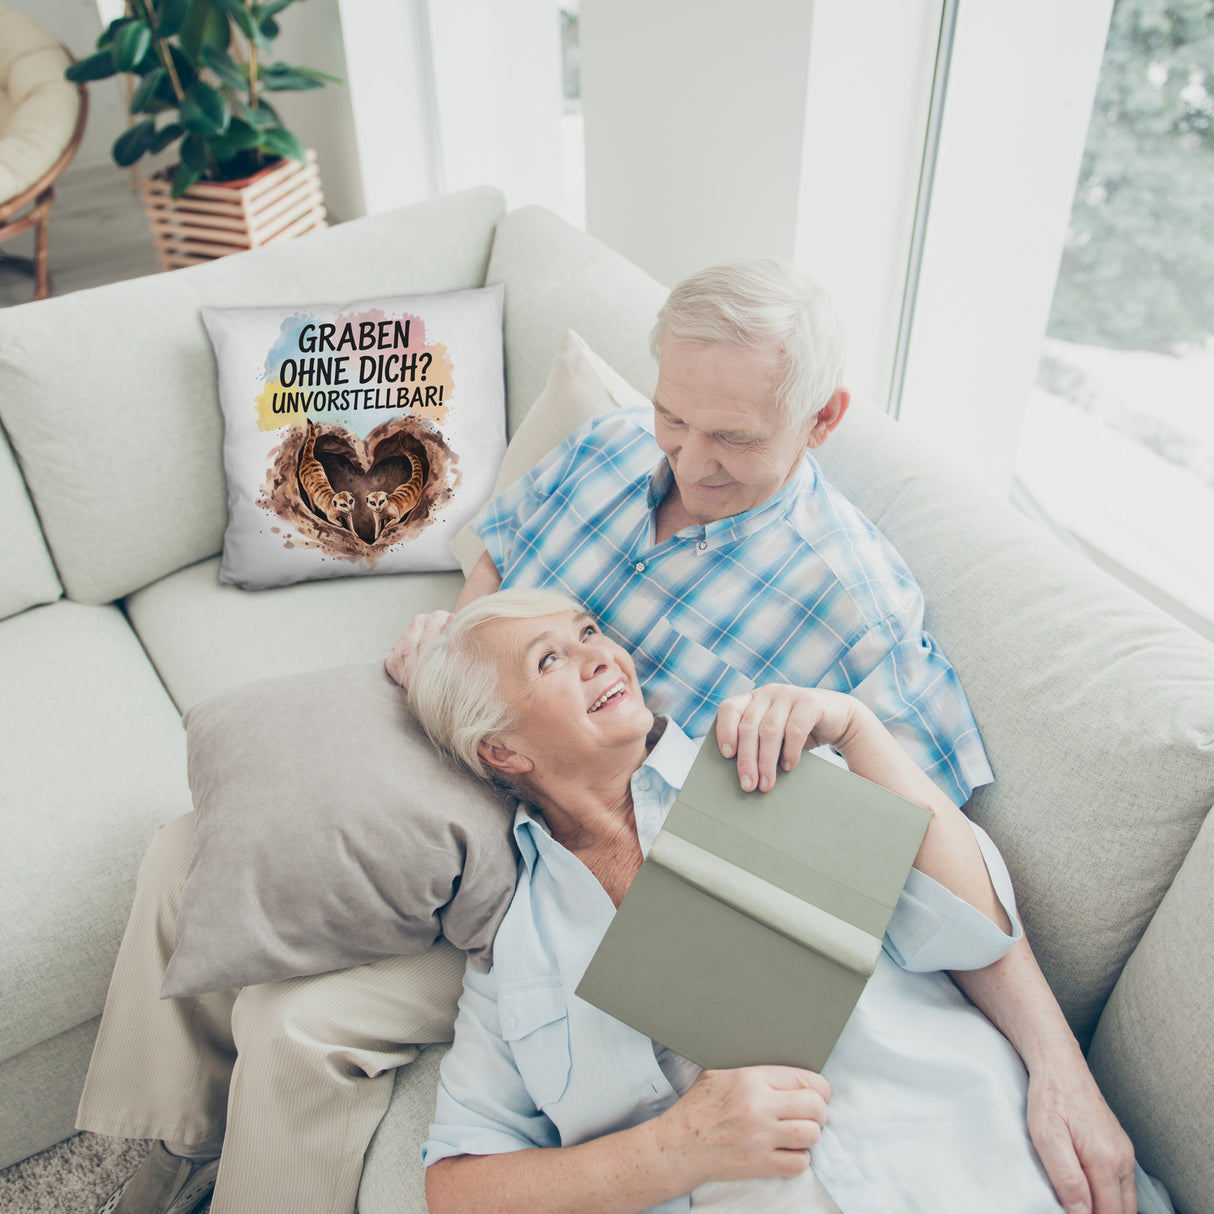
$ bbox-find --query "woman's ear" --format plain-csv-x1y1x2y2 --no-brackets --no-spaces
477,738,534,777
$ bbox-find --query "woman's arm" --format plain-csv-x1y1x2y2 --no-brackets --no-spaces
427,1065,830,1214
715,684,1010,931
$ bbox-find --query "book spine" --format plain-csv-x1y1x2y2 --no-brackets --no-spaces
648,832,882,977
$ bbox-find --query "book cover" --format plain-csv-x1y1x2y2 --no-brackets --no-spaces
575,743,932,1071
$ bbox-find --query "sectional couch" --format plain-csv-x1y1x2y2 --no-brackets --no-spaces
0,185,1210,1213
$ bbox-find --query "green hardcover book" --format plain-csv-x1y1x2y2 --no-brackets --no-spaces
575,744,932,1072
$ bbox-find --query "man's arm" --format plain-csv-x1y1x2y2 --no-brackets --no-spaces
386,551,502,688
951,942,1137,1214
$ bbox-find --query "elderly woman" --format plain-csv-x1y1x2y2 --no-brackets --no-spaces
408,588,1094,1214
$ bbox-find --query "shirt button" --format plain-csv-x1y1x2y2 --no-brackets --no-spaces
634,561,646,573
697,541,707,551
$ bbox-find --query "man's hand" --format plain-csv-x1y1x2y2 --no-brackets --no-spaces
714,684,859,792
385,610,453,689
1026,1060,1137,1214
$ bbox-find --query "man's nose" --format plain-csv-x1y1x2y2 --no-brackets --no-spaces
677,430,719,481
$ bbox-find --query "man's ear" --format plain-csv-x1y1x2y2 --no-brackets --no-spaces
806,388,850,450
477,738,534,777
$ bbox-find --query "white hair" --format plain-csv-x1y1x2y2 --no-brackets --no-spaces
407,588,586,781
650,258,847,429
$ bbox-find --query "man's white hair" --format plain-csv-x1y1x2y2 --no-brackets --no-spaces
650,258,847,429
407,588,586,781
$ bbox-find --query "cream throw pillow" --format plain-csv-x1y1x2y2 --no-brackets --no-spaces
449,329,650,576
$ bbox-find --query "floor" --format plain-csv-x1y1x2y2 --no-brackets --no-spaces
0,162,161,308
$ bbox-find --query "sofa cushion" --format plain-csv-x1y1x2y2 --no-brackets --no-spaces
163,663,517,996
485,205,668,436
1088,804,1214,1214
202,285,506,590
813,402,1214,1045
450,329,643,576
0,186,506,605
0,422,60,620
0,601,191,1063
124,555,463,714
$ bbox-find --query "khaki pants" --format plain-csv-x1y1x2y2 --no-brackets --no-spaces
76,814,466,1214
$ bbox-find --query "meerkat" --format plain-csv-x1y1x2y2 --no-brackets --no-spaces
298,420,356,533
365,451,425,540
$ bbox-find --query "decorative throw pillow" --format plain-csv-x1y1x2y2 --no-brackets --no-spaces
449,328,649,577
202,285,506,590
161,662,519,998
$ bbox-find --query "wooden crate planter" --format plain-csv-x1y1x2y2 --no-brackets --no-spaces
140,150,327,271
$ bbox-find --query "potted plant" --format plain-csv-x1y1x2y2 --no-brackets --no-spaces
66,0,340,268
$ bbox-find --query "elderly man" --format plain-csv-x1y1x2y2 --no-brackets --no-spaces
389,260,1136,1214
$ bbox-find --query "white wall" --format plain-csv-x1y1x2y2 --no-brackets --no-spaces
579,0,818,288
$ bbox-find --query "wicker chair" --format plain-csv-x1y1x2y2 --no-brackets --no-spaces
0,5,86,302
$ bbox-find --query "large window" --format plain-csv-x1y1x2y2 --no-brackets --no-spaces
1014,0,1214,636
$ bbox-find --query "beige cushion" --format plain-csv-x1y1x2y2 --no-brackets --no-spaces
814,402,1214,1046
0,7,77,201
449,329,644,576
486,205,667,436
1088,806,1214,1214
124,555,463,714
0,186,506,605
0,600,191,1063
163,664,518,996
0,423,60,620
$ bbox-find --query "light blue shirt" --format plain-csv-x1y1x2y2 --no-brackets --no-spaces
474,407,993,806
423,721,1072,1213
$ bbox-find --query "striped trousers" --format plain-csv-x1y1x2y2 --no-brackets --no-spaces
76,813,466,1214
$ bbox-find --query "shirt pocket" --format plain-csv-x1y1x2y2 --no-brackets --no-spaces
637,615,754,723
499,978,572,1110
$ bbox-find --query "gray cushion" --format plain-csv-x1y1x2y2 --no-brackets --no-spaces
485,205,668,436
1088,804,1214,1214
0,424,60,620
815,402,1214,1045
0,601,190,1062
162,663,519,997
0,186,506,605
124,555,463,714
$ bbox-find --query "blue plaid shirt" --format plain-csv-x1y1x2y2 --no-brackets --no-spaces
474,407,992,805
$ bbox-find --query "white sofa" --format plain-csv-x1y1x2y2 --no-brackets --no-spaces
1,186,1211,1214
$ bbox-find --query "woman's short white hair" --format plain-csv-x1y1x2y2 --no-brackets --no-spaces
650,258,846,430
407,588,586,782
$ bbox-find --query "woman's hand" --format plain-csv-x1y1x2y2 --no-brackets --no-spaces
715,684,861,792
385,610,453,688
654,1066,831,1185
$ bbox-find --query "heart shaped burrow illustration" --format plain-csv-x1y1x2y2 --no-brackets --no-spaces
262,416,458,560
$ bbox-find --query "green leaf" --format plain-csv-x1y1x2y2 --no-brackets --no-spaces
259,125,305,163
112,20,152,72
180,131,210,172
66,50,119,83
112,119,157,167
259,15,279,40
181,80,230,135
167,44,198,91
234,97,279,129
155,0,191,40
171,162,201,197
221,118,263,150
200,44,249,90
150,122,185,153
293,65,343,85
96,17,129,50
259,63,323,91
180,0,231,63
129,67,166,113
